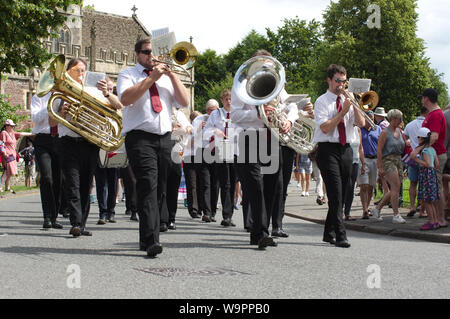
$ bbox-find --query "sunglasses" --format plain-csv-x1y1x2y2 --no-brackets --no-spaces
334,78,347,84
139,49,152,55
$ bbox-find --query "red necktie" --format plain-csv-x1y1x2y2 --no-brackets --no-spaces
145,69,162,113
224,112,230,139
336,96,346,146
50,126,58,137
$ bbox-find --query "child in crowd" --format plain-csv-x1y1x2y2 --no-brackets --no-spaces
411,127,440,230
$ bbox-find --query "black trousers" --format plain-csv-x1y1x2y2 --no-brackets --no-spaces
344,162,359,216
316,142,352,241
183,158,199,216
280,145,296,229
125,130,172,247
215,162,237,220
94,166,120,218
59,136,98,229
166,161,182,223
34,134,62,223
236,130,282,243
120,165,137,214
195,148,219,218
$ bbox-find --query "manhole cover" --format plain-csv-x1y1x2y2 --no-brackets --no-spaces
135,267,253,278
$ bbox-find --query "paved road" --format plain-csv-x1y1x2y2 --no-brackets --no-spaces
0,191,448,299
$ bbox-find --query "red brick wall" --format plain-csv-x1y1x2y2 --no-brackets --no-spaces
4,78,29,108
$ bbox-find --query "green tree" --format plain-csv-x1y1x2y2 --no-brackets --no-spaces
316,0,448,122
266,17,322,100
193,49,226,110
194,30,271,112
0,0,82,84
223,30,272,75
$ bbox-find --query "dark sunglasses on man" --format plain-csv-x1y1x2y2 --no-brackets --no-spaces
334,78,347,84
139,49,152,55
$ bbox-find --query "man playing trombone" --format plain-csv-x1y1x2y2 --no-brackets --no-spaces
117,38,189,258
313,64,365,248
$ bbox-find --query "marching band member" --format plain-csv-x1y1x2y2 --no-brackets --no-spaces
49,58,96,237
231,49,293,250
31,90,64,229
313,64,365,248
195,100,220,223
164,109,193,230
204,89,237,227
276,94,303,238
94,78,123,225
117,38,189,258
183,111,203,219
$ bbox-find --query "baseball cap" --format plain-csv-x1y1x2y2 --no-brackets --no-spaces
4,119,16,126
417,127,431,138
418,88,438,102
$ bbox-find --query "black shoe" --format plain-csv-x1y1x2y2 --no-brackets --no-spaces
108,215,117,223
189,212,201,219
125,209,131,215
271,229,289,238
323,237,336,245
130,212,138,221
258,236,277,250
147,243,163,257
51,221,63,229
202,215,212,223
80,229,92,236
221,219,236,227
211,216,217,222
335,240,351,248
69,226,81,237
160,223,168,232
43,220,52,229
168,222,176,230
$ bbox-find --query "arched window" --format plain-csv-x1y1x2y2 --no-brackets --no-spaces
49,27,71,53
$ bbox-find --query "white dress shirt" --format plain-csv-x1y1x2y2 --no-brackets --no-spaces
31,93,52,135
230,88,296,130
313,90,357,144
403,116,425,149
117,63,188,135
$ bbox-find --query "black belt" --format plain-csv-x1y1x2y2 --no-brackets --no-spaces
365,155,377,159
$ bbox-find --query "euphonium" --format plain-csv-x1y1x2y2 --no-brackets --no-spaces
37,55,124,151
233,55,316,154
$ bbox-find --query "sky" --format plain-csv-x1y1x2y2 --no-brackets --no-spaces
83,0,450,93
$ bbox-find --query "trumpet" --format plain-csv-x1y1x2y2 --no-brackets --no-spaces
339,82,377,130
152,41,198,79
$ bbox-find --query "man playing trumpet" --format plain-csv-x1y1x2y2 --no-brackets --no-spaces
117,38,189,258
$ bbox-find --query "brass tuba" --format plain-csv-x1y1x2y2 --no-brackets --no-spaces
37,55,124,151
233,55,316,154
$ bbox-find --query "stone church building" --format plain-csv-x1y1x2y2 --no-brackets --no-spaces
1,5,195,130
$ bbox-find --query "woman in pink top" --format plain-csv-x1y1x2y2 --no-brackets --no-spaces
0,119,31,193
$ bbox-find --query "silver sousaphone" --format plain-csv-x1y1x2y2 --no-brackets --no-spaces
233,55,316,154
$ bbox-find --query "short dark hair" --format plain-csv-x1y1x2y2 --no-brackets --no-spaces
252,49,272,57
66,58,87,71
420,88,438,104
327,64,347,80
135,38,151,53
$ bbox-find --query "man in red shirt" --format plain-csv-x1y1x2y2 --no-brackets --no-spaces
421,88,448,227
